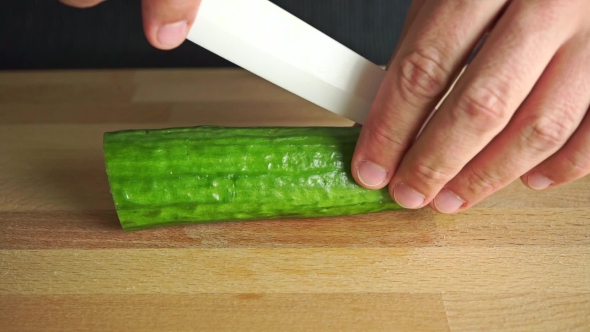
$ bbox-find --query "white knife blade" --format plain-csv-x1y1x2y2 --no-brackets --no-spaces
185,0,386,124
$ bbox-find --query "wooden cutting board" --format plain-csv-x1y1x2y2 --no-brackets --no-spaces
1,69,589,332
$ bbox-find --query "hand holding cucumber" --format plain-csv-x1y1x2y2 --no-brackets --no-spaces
63,0,590,215
351,0,590,214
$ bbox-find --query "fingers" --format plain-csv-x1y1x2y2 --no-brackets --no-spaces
520,34,590,191
351,0,506,190
431,31,590,212
523,109,590,191
59,0,105,8
142,0,201,50
387,0,577,209
354,0,427,128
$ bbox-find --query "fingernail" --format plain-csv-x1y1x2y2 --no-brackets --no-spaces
393,183,425,209
357,160,388,186
527,172,553,190
157,21,187,47
433,189,465,213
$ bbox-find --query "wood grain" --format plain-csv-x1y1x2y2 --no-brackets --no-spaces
444,292,590,332
0,69,589,331
1,294,449,332
2,248,589,294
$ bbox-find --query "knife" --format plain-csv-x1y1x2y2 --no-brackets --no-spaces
185,0,386,125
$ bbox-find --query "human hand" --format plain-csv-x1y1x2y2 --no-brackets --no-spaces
60,0,201,50
351,0,590,213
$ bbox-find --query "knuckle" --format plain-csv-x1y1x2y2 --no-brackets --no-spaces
453,83,511,132
369,123,407,153
398,46,450,104
410,162,453,185
465,168,502,193
523,115,574,151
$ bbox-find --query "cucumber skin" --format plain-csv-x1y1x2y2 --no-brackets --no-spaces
103,126,402,231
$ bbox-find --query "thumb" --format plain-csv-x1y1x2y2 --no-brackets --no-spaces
142,0,201,50
59,0,106,8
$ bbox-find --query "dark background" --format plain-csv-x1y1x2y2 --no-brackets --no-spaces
0,0,411,70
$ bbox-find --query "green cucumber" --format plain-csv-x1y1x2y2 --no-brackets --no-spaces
103,126,402,231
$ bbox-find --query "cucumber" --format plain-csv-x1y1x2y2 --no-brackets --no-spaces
103,126,402,231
